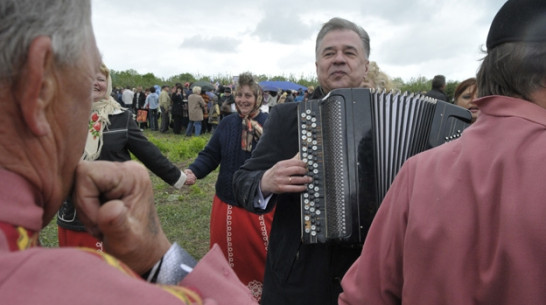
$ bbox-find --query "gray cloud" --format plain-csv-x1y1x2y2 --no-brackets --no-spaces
180,36,241,53
252,10,315,44
92,0,508,82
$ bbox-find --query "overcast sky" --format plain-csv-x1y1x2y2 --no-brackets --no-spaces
92,0,506,83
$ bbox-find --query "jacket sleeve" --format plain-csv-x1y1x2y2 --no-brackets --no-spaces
232,104,299,213
188,127,222,179
125,115,183,187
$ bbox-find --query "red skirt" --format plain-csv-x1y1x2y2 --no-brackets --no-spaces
209,195,275,301
57,226,103,252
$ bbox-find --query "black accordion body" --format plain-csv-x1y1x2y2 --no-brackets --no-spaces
298,88,471,244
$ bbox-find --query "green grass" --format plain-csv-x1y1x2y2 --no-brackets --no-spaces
39,128,217,259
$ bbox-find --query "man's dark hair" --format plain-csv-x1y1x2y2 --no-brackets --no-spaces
431,75,446,89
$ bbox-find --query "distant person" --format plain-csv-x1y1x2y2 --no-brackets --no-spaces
143,86,159,131
207,93,221,133
219,87,235,119
121,85,135,112
425,74,449,102
171,84,185,134
454,77,479,123
200,91,211,134
294,88,304,102
184,72,273,301
133,86,147,129
265,90,279,110
186,86,206,136
339,0,546,304
159,85,171,133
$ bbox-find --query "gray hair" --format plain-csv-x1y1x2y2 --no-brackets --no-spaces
0,0,92,82
315,17,370,60
477,42,546,100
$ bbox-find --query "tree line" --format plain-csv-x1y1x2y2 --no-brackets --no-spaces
111,64,461,103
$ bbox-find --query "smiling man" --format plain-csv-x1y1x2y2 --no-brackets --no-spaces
232,17,370,305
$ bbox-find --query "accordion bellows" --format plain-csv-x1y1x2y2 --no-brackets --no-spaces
298,88,471,244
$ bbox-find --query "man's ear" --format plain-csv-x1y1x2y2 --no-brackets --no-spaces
18,36,55,136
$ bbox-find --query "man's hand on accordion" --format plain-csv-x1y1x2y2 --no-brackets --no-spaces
260,153,312,197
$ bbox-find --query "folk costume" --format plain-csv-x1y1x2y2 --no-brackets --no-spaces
0,169,257,305
188,93,272,301
57,68,186,250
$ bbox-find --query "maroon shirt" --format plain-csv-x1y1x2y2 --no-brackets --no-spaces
340,96,546,305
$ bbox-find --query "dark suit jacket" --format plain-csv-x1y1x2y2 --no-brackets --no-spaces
425,88,449,103
233,88,362,305
133,91,147,109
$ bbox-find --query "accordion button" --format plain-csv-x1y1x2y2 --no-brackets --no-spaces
311,231,317,236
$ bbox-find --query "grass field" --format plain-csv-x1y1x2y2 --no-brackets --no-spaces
39,128,217,259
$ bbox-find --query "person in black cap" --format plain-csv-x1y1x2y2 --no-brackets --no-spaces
339,0,546,304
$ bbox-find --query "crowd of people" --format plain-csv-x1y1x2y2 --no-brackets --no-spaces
1,0,545,305
111,81,323,137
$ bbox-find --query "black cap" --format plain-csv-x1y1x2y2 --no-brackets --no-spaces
486,0,546,50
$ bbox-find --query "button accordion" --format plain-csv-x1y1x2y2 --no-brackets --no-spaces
298,88,472,244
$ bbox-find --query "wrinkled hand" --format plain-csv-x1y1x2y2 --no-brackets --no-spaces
184,169,197,185
74,160,171,275
260,153,312,197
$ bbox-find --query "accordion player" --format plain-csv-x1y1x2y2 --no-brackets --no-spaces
298,88,472,244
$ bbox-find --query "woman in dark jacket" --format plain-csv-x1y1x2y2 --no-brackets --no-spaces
184,72,273,301
171,85,185,134
57,63,186,250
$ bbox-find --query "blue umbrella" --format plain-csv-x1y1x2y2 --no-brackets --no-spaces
259,81,307,92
